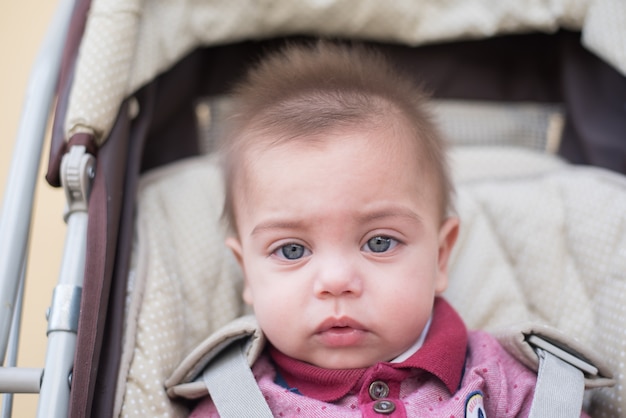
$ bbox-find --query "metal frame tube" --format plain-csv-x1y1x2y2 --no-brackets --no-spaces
36,209,88,418
0,0,75,362
1,263,26,418
0,368,42,394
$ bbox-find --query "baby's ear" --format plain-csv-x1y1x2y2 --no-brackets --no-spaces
435,216,460,294
225,237,253,304
225,236,243,267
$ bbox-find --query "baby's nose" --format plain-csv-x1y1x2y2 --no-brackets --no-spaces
313,255,363,298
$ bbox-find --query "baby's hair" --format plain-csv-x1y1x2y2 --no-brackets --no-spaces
219,41,453,234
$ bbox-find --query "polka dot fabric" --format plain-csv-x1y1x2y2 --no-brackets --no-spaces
117,148,626,417
116,155,245,417
65,0,141,144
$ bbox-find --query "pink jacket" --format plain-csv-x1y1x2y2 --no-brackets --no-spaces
190,299,583,417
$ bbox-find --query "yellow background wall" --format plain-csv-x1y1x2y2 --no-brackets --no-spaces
1,1,66,416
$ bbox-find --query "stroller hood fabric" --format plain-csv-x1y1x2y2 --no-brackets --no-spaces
65,0,626,144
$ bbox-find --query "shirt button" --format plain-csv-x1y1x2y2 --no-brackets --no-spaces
368,381,390,400
373,400,396,414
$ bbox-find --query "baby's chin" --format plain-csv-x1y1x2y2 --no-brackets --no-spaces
295,350,398,370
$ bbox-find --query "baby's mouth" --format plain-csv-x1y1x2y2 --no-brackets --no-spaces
315,317,368,347
316,317,366,332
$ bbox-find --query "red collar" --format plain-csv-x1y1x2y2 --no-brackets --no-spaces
269,297,468,402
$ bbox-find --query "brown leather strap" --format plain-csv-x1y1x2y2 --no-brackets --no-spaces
67,132,98,156
46,0,92,188
68,100,132,418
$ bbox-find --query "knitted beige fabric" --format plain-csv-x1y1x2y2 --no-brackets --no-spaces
116,148,626,417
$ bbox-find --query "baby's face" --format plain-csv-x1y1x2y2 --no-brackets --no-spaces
226,125,458,369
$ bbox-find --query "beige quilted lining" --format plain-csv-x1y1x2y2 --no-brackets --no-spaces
116,156,246,417
116,147,626,417
65,0,625,143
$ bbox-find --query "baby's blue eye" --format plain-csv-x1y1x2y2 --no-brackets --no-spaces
365,236,395,253
280,243,306,260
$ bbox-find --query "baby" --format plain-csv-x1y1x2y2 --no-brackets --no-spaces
190,42,569,417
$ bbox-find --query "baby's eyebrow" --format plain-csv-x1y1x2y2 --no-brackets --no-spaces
250,220,307,236
357,208,422,224
250,208,421,237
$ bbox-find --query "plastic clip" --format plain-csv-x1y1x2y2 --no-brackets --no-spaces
526,334,598,377
60,145,96,221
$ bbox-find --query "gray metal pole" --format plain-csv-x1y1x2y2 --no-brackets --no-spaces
0,368,42,394
36,144,94,418
0,0,75,363
1,263,26,418
36,210,87,418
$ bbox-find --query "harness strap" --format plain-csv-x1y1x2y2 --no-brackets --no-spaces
528,347,585,418
202,339,273,418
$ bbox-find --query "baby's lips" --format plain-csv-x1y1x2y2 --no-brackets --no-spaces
315,316,367,333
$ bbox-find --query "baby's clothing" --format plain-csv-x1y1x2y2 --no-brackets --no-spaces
189,298,569,417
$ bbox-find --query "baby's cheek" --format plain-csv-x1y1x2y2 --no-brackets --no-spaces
242,282,254,305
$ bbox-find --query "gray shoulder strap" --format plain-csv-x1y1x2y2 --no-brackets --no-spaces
201,339,273,418
528,346,585,417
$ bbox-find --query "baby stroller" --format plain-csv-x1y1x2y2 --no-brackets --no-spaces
1,0,625,417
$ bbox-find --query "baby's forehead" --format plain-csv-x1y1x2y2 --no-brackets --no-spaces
227,107,450,219
237,121,437,187
229,127,447,232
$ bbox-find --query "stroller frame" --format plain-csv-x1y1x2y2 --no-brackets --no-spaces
0,0,78,416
